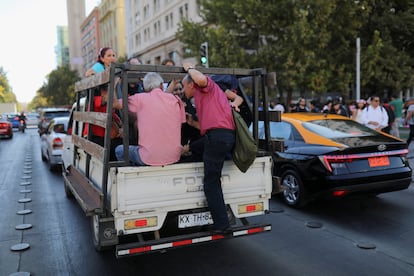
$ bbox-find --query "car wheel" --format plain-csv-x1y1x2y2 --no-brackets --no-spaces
41,150,47,162
49,163,57,172
280,169,307,208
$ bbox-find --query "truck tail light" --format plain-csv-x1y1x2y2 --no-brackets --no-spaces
124,216,158,230
238,202,264,214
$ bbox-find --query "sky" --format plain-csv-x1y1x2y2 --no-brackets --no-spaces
0,0,98,103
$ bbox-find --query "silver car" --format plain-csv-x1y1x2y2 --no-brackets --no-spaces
40,116,69,171
25,112,40,128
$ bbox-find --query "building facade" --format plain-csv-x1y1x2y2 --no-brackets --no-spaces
80,7,100,76
99,0,127,60
125,0,203,65
55,26,70,67
66,0,85,74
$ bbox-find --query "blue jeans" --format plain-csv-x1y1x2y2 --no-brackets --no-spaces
203,129,235,230
115,145,146,166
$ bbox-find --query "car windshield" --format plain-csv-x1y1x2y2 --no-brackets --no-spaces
27,113,39,118
53,123,66,133
302,119,377,138
5,114,18,119
44,111,70,119
251,121,292,140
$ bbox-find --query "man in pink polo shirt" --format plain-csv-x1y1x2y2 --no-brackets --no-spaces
182,63,243,234
115,72,186,166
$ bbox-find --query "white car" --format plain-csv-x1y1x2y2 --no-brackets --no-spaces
40,116,69,171
25,112,40,128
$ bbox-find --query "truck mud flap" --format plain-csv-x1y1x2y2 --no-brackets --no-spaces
116,223,271,258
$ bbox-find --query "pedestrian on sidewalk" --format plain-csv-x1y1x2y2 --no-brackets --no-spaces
404,99,414,145
390,94,403,138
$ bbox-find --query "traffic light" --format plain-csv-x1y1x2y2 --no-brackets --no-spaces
200,42,209,68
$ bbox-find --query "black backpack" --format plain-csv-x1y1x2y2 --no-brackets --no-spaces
383,105,395,125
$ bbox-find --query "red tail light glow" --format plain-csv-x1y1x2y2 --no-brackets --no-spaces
52,137,63,149
320,149,408,173
332,190,348,197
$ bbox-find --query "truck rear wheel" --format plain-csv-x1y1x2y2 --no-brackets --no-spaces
91,215,118,251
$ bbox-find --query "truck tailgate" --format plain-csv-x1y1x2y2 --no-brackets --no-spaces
110,156,272,233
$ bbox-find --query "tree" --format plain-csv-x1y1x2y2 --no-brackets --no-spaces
41,66,80,107
0,67,17,103
359,0,414,97
176,0,414,102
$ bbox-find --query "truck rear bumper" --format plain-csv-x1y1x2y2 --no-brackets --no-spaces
116,223,271,258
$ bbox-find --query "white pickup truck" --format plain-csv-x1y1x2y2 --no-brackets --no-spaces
62,64,278,258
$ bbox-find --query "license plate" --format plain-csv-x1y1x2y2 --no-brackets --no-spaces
178,211,213,228
368,156,390,167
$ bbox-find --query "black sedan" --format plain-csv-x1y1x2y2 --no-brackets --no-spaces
258,112,412,208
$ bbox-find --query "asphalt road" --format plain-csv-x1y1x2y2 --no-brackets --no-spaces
0,128,413,276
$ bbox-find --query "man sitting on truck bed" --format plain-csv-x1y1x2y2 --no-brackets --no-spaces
114,72,186,166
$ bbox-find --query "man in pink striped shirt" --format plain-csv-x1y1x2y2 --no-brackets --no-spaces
115,72,186,166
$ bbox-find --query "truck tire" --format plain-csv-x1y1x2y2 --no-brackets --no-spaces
91,215,118,251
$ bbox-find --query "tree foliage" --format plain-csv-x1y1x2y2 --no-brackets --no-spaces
0,67,17,103
176,0,414,100
30,66,79,109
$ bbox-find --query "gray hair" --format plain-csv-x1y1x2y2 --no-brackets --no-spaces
143,72,164,91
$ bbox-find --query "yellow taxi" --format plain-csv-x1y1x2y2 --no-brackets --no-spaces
259,112,412,208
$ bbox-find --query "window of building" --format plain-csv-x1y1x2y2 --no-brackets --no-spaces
135,12,141,26
184,3,188,18
165,15,169,30
196,0,202,15
155,56,161,65
154,20,161,36
154,0,160,13
135,33,141,47
144,4,150,19
168,51,176,61
179,6,183,18
145,27,151,40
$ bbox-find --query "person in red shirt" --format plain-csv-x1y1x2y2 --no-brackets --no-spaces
87,84,122,161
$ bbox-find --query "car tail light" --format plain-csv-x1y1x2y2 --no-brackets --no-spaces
52,137,64,149
319,149,409,173
332,190,349,197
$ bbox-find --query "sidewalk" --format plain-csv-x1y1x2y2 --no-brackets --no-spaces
399,126,409,140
